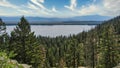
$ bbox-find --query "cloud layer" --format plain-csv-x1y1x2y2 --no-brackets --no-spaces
0,0,120,18
64,0,77,11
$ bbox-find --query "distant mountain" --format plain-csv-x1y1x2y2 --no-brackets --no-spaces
70,15,112,21
0,15,112,25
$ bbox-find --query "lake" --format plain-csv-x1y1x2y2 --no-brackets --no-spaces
6,25,96,37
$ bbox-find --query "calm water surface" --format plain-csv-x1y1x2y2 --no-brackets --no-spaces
6,25,95,37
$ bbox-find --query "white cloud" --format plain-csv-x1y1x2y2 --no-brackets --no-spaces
78,4,99,15
17,9,32,14
64,0,77,11
23,1,61,17
0,0,19,9
30,0,46,10
72,0,120,17
101,0,120,16
38,0,44,3
52,6,58,12
29,0,55,15
0,0,26,16
0,0,120,18
27,0,61,16
27,2,40,10
22,3,48,16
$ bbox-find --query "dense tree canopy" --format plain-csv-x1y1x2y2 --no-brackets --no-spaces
0,16,120,68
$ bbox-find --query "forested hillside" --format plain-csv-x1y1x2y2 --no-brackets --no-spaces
0,16,120,68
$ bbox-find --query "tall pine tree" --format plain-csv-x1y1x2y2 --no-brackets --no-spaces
10,16,45,67
0,18,8,51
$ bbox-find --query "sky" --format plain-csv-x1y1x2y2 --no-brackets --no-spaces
0,0,120,18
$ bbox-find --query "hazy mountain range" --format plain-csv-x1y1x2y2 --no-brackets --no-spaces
0,15,112,25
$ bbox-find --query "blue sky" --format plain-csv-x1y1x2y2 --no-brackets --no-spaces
0,0,120,18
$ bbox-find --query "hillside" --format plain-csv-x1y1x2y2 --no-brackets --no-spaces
37,16,120,68
0,16,120,68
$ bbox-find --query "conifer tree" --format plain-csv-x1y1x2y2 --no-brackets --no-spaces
101,25,119,68
0,18,6,35
0,18,8,50
10,16,44,67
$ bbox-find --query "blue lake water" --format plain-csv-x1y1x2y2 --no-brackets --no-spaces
6,25,95,37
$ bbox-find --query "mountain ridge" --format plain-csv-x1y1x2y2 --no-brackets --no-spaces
0,15,111,25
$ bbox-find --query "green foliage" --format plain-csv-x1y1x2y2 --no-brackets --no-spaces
37,16,120,68
0,51,24,68
0,16,120,68
0,18,6,35
9,16,44,68
0,18,8,51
